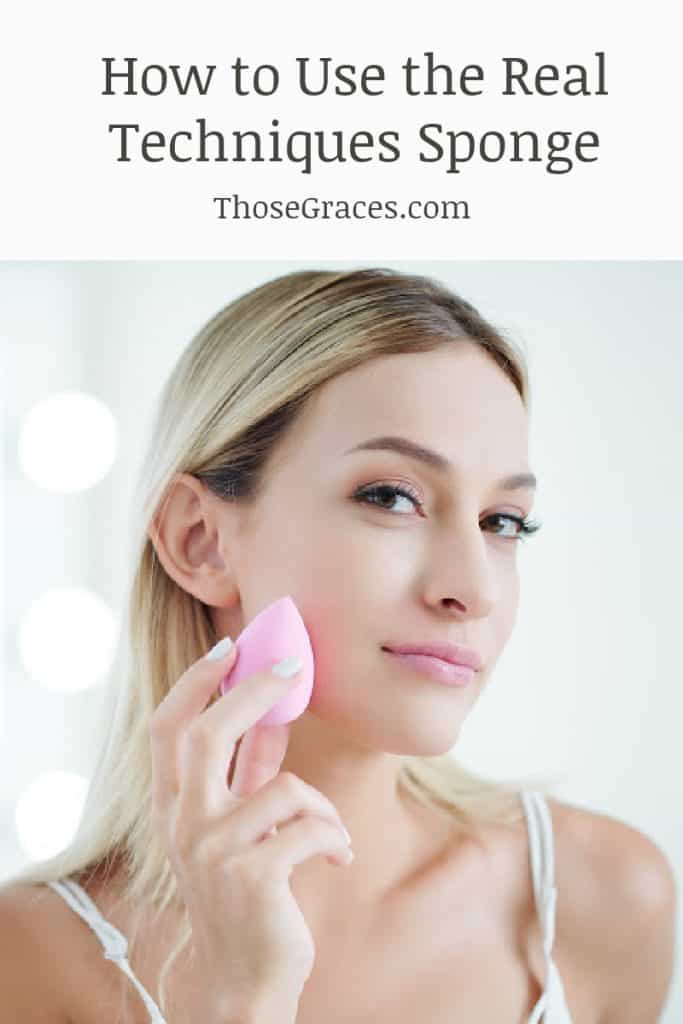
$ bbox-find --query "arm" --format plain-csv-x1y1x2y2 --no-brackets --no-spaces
550,797,677,1023
0,882,71,1022
596,832,677,1023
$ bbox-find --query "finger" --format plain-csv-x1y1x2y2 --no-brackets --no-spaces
177,673,300,820
153,641,239,736
230,722,290,799
148,641,239,814
152,632,301,820
251,815,354,876
178,659,301,819
199,774,350,857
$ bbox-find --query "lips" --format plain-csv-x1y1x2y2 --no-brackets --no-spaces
382,642,482,671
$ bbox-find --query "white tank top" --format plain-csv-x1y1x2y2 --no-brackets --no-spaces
47,790,573,1023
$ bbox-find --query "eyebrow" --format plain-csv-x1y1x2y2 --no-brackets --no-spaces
343,435,537,491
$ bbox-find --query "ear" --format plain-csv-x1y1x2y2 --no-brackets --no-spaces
147,472,238,608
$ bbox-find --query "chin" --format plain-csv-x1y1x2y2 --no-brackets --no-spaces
395,732,464,758
360,717,467,758
305,682,474,754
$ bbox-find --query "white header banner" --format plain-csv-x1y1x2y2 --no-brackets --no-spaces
2,0,680,258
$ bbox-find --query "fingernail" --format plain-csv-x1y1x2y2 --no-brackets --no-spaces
205,636,233,661
272,655,302,678
341,825,352,846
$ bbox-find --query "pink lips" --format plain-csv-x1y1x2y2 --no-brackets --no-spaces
383,642,482,671
382,646,479,687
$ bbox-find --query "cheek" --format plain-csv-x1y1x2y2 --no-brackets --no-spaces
282,528,395,693
286,506,392,587
300,532,386,631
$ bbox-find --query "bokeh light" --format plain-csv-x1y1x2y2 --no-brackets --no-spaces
18,587,118,692
17,391,118,493
14,770,90,862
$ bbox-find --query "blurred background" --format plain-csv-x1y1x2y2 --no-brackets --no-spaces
1,260,681,1015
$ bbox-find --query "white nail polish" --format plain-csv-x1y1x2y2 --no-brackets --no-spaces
272,655,302,678
205,636,233,661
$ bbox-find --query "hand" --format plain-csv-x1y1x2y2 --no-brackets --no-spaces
148,640,353,1022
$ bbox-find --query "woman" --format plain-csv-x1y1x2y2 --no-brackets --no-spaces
1,268,676,1022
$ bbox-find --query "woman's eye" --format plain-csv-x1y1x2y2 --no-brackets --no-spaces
353,484,541,542
486,513,528,540
354,483,422,514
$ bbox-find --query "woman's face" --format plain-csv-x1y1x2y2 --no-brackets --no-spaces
214,343,536,756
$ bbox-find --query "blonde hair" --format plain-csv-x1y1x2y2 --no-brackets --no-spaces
11,267,556,1019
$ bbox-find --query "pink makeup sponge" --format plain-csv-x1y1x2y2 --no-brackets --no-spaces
218,595,314,726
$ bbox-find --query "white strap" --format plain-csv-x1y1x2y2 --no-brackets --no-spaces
528,990,547,1024
521,791,561,1024
48,879,167,1024
521,791,558,954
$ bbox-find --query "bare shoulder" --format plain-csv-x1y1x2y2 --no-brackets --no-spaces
0,880,75,1021
545,796,677,1021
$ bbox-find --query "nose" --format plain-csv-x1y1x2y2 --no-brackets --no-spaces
424,517,497,620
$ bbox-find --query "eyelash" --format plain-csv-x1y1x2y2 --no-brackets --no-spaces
352,482,542,542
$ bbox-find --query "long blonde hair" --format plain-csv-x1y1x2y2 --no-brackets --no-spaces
10,267,555,1019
